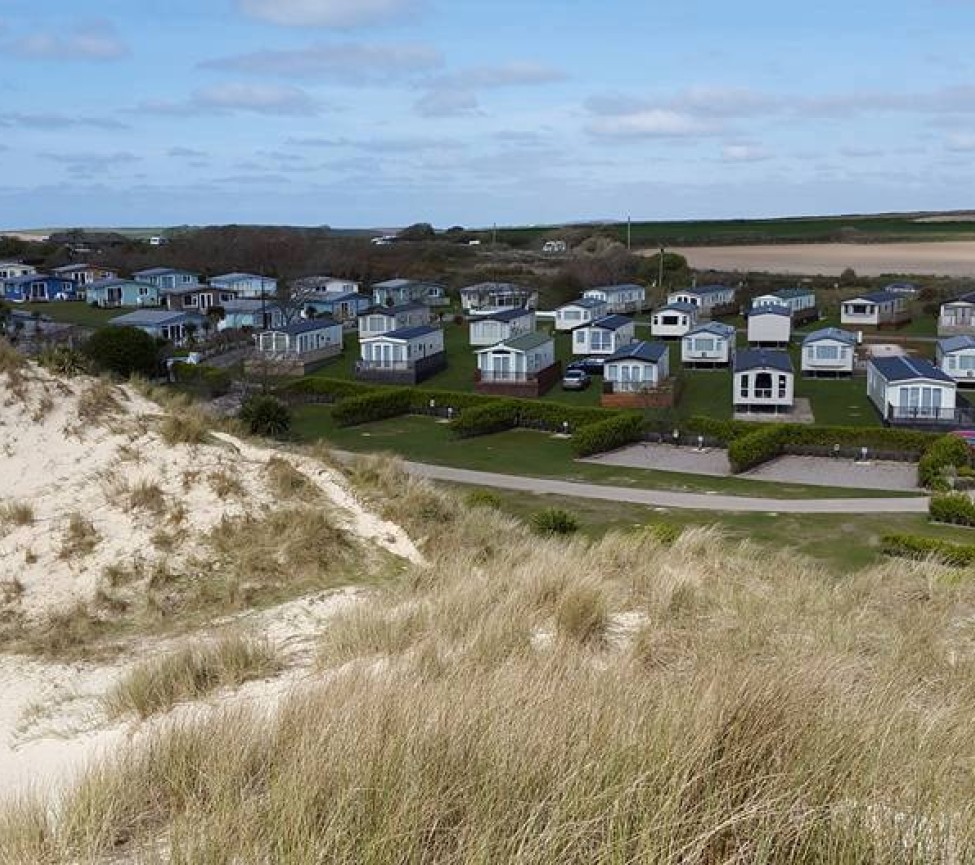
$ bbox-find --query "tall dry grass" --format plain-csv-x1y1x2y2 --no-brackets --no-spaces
6,458,975,862
104,633,281,719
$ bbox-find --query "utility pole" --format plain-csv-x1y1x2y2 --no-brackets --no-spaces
658,245,665,291
492,222,497,248
626,216,631,251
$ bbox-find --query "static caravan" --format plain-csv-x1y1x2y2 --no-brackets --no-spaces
357,325,447,385
554,297,608,332
358,303,432,339
667,284,735,314
801,327,857,377
469,308,536,347
681,321,736,368
867,356,957,425
937,336,975,383
460,282,535,313
733,349,795,414
840,291,910,328
572,315,636,356
746,304,791,347
583,283,646,314
210,273,278,299
603,341,670,392
650,303,698,339
474,332,558,397
939,292,975,337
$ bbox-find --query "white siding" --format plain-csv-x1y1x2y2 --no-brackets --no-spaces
734,370,794,408
747,314,791,345
801,339,854,374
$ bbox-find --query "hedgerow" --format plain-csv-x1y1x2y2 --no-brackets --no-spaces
332,390,413,427
880,532,975,566
929,493,975,527
449,401,521,438
571,414,645,458
918,435,972,491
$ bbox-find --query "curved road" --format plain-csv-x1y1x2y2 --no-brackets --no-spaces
401,461,929,514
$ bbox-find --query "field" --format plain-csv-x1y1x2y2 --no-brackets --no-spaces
670,241,975,277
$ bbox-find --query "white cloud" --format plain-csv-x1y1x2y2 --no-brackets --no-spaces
413,88,480,118
202,41,442,83
433,61,566,90
140,83,320,117
0,112,128,129
721,143,771,162
946,132,975,152
9,20,127,60
237,0,423,28
587,109,719,139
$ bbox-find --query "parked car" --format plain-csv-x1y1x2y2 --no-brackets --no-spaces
562,368,591,390
567,357,605,376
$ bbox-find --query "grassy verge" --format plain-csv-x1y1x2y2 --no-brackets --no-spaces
292,408,920,499
22,301,120,327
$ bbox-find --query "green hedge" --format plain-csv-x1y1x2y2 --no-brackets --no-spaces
880,533,975,566
572,414,645,458
929,493,975,527
727,425,787,473
449,401,521,438
171,362,231,398
918,435,972,490
332,390,413,427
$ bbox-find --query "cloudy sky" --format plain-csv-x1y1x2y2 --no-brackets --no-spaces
2,0,975,228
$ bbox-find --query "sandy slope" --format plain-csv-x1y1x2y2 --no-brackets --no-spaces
0,366,420,803
665,241,975,277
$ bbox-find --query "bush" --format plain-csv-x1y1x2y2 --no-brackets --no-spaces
239,395,292,437
530,507,579,536
929,493,975,527
727,425,787,473
332,390,413,427
37,345,90,377
465,489,504,509
172,362,231,398
83,326,160,378
880,532,975,566
572,414,645,458
918,435,972,490
449,401,521,438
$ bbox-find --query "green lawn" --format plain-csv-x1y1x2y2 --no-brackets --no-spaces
22,301,119,327
452,485,972,574
292,409,919,500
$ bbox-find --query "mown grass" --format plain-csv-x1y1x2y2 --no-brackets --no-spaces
104,634,281,719
7,460,975,863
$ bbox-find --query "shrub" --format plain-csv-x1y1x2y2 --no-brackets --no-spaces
571,413,645,458
530,507,579,536
58,513,100,560
929,493,975,527
83,326,160,378
727,425,787,473
37,345,90,377
239,395,291,437
880,532,975,566
172,362,232,398
465,489,504,509
449,401,521,438
918,435,972,490
332,390,412,427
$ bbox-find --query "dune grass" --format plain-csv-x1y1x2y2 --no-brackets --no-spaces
104,633,281,720
57,513,100,560
7,458,975,862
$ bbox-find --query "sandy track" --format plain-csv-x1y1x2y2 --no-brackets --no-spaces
662,242,975,277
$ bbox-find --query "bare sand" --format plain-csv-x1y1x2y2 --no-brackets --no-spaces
0,366,422,803
663,242,975,277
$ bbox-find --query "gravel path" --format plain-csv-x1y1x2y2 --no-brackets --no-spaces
583,444,918,491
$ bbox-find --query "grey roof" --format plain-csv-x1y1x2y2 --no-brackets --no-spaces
939,335,975,353
802,327,857,346
222,299,283,313
52,263,100,274
460,281,531,294
605,340,668,364
499,331,552,352
587,283,645,295
685,321,736,339
477,308,534,323
374,324,440,341
559,297,606,311
734,349,794,374
210,272,270,282
109,310,205,327
870,356,953,384
587,314,633,331
773,288,815,299
655,302,698,314
885,282,918,293
676,283,734,297
747,302,791,317
133,267,198,278
266,319,339,336
944,291,975,306
361,302,427,316
1,273,60,285
845,290,901,304
88,277,146,290
313,291,369,304
161,284,211,296
373,278,443,290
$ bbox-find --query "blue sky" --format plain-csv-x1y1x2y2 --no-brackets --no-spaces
2,0,975,228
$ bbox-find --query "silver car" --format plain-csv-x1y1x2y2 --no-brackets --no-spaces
562,368,591,390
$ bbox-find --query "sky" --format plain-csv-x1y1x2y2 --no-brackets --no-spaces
2,0,975,228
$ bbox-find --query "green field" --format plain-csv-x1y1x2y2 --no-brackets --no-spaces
291,409,919,500
21,301,120,328
452,485,971,573
485,214,975,249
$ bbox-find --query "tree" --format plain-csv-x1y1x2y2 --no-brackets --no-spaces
396,222,436,242
839,267,857,286
83,326,160,378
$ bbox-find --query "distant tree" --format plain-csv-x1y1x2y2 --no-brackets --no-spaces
839,267,857,286
83,326,160,378
396,222,436,242
546,271,585,306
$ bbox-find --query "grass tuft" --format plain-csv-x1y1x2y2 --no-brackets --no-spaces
58,512,100,560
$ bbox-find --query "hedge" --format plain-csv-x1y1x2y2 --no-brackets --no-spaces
727,425,787,474
171,362,231,398
572,414,645,458
332,390,413,427
449,401,521,438
918,435,972,490
880,533,975,567
929,493,975,527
